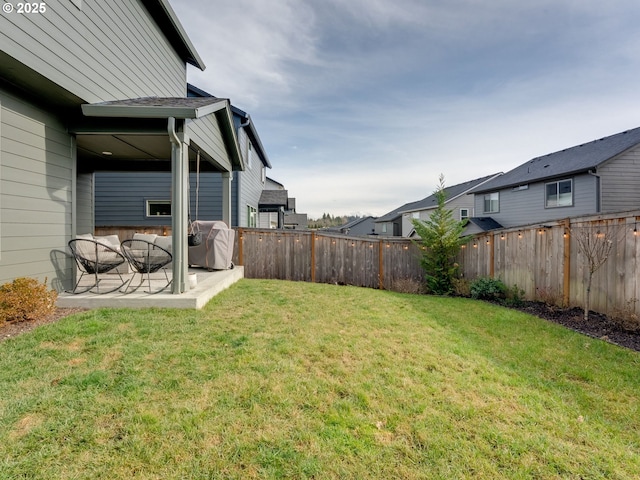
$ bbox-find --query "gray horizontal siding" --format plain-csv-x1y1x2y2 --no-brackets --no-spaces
95,172,232,226
473,174,598,228
237,130,265,227
599,146,640,213
0,0,186,103
0,88,74,287
187,114,231,172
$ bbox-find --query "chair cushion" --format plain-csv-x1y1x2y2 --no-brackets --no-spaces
94,234,121,251
133,233,158,243
154,236,172,252
76,233,94,241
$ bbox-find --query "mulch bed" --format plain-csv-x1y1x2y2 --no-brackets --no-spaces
1,303,639,352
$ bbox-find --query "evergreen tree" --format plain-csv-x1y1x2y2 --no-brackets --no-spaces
412,174,470,294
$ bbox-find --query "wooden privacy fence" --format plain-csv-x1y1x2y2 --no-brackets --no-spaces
234,229,424,291
457,210,640,317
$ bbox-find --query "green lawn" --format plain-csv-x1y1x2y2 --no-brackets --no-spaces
1,279,639,479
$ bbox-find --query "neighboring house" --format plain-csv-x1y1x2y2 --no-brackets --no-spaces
325,217,378,236
0,0,243,293
471,127,640,228
265,177,285,190
257,189,308,229
93,84,271,229
375,174,502,237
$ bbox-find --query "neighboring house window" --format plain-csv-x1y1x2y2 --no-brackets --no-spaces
247,140,253,170
483,193,499,213
382,223,388,233
545,179,573,208
412,212,420,219
247,205,257,227
261,166,266,184
460,208,469,220
146,200,171,217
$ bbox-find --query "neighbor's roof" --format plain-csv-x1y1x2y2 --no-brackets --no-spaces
187,84,272,168
474,126,640,194
467,217,503,232
259,190,289,207
397,173,502,214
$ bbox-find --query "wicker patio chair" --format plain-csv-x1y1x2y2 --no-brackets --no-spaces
121,238,172,294
68,238,129,294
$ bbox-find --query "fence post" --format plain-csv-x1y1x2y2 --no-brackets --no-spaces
311,232,316,283
489,233,495,278
378,239,384,290
563,218,571,307
237,228,244,266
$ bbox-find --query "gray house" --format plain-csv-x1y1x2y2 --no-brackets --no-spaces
471,127,640,228
93,84,271,230
375,174,502,237
0,0,243,293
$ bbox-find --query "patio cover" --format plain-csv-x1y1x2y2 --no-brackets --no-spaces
78,97,244,294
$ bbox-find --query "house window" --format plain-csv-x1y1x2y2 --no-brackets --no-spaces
382,223,388,233
261,166,266,184
483,193,499,213
412,212,420,219
545,179,573,208
460,208,469,220
247,140,253,170
247,205,257,228
146,200,171,217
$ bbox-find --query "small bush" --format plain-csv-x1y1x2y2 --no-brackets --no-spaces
0,277,57,325
391,278,425,295
452,278,471,297
504,284,526,308
470,277,507,302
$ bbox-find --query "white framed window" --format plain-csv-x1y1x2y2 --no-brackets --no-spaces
382,223,388,233
545,179,573,208
261,166,266,184
483,193,499,213
412,212,420,219
460,208,469,220
146,200,171,217
247,141,253,170
247,205,257,227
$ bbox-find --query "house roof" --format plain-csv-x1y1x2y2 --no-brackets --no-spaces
259,190,289,207
143,0,206,70
81,97,229,119
474,126,640,194
187,84,272,168
467,217,503,232
397,173,502,214
375,173,502,223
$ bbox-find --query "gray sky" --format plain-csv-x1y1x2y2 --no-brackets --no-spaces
171,0,640,218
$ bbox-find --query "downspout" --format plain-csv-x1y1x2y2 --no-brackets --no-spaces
588,169,601,213
168,117,187,293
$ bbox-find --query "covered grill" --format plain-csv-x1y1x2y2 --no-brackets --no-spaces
188,220,235,270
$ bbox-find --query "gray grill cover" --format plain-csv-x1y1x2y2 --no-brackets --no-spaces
188,220,235,270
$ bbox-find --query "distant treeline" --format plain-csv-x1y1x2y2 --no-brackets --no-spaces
307,213,363,229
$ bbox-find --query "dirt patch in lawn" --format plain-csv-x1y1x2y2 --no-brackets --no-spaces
0,308,88,342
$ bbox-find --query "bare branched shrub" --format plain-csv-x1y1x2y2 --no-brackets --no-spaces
391,278,424,295
535,287,560,308
611,298,640,332
571,224,622,321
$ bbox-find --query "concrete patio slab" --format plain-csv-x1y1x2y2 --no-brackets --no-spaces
56,266,244,310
